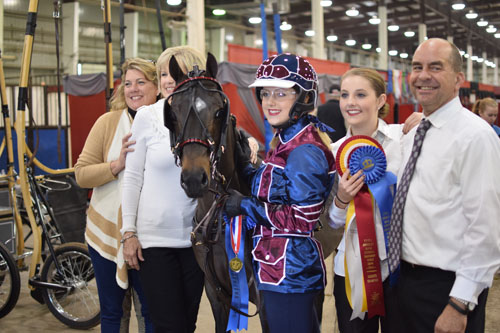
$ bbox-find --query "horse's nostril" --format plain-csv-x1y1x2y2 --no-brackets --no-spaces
200,172,208,188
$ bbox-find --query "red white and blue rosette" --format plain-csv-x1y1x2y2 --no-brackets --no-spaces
335,136,397,318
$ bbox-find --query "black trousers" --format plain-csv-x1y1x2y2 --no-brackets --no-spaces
333,274,403,333
139,247,204,333
398,261,488,333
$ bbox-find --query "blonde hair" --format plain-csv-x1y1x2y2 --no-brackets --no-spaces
156,46,206,95
341,68,390,119
110,58,157,111
472,97,498,115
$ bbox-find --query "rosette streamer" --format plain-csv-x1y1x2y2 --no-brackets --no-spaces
336,136,397,319
224,215,250,331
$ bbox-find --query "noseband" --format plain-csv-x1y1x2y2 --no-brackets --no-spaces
166,68,231,180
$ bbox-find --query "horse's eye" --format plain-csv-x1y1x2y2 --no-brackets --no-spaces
194,97,207,112
215,108,226,118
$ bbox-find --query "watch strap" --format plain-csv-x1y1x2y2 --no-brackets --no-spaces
448,299,468,315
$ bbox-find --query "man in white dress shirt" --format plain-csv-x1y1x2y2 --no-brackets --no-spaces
397,38,500,333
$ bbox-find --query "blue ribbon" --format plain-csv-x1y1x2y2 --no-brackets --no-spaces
348,145,397,274
224,215,249,331
308,114,335,134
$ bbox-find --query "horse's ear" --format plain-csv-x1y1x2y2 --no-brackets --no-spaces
169,55,184,83
205,53,218,79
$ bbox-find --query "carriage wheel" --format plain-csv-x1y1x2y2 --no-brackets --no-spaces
0,242,21,318
41,242,100,329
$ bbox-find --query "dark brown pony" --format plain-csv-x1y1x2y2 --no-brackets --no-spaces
163,53,265,333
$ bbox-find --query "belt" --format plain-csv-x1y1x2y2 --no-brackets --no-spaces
401,260,455,279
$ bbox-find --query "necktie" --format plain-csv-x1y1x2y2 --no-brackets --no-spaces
388,119,432,273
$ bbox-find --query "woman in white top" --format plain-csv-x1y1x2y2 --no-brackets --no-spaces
328,68,420,333
121,46,206,333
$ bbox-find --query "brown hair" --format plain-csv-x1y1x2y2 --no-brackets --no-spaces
341,68,389,118
110,58,157,111
472,97,498,115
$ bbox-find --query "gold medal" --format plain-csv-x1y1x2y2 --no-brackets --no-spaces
229,257,243,273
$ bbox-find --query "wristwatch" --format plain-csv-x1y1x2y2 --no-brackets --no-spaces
449,297,476,315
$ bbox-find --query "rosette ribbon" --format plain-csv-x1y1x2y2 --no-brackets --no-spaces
224,215,249,331
336,136,397,319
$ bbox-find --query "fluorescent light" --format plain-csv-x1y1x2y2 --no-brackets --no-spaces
376,47,381,53
495,33,500,38
362,43,372,50
404,30,415,37
388,50,398,56
212,9,226,16
320,0,332,6
400,52,409,59
477,19,488,27
451,2,465,11
369,16,381,25
280,21,292,31
465,10,478,19
248,17,262,24
346,7,359,17
225,34,234,42
345,39,356,46
486,25,497,33
166,0,182,5
326,35,338,42
471,55,478,61
77,63,82,75
388,25,399,32
477,57,484,63
305,30,315,37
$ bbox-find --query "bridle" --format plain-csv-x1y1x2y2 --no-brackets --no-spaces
165,66,231,183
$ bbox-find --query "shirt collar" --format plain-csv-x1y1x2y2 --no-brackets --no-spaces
424,96,461,129
346,118,391,143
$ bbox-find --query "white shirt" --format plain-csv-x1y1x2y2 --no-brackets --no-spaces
329,119,404,279
401,97,500,304
121,99,197,249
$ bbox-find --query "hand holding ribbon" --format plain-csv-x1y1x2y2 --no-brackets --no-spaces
336,169,365,208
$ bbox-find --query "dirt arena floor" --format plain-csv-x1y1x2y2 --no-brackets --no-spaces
2,254,500,333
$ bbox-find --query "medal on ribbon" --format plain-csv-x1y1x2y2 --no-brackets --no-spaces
336,135,397,319
224,215,249,331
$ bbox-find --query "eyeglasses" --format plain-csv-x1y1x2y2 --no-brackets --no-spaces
259,88,297,101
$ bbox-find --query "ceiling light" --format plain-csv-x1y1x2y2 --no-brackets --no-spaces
388,50,398,56
451,1,465,11
166,0,181,5
477,19,488,27
320,0,332,7
345,38,356,46
400,52,409,59
388,25,399,32
369,16,381,25
280,21,292,31
471,55,478,61
486,25,497,33
346,7,359,17
465,10,478,19
225,34,234,42
248,17,262,24
305,30,315,37
404,30,415,37
212,9,226,16
459,50,465,56
477,57,484,63
495,33,500,38
326,34,338,42
376,47,381,53
464,54,469,58
362,43,372,50
255,39,263,46
282,40,289,50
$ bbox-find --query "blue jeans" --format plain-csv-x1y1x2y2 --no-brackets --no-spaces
88,245,153,333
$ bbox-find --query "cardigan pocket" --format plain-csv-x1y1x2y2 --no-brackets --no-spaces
252,237,289,285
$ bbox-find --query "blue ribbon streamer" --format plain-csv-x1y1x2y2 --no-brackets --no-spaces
224,215,249,331
348,146,397,279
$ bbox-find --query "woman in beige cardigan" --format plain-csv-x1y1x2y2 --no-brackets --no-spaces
75,58,157,333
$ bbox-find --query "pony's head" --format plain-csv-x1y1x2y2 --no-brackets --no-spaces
164,53,230,198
